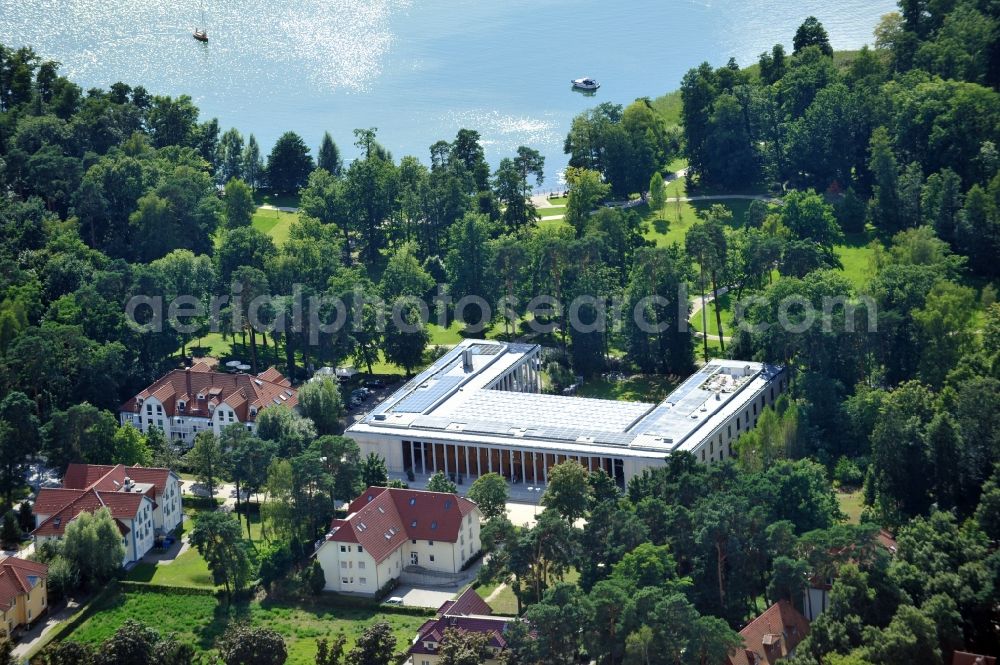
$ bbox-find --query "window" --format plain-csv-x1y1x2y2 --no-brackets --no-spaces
411,520,417,528
340,545,346,553
412,539,417,545
357,545,363,553
358,561,366,569
341,561,347,569
428,540,434,546
156,404,162,414
431,521,438,530
157,419,163,428
429,555,435,562
409,497,416,506
701,449,705,461
444,499,452,509
710,440,714,454
753,403,757,416
728,424,732,438
342,577,349,584
359,577,367,585
146,404,152,415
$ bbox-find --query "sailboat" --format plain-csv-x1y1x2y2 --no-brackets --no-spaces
193,0,208,41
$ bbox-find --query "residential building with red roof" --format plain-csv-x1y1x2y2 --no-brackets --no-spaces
119,361,297,446
315,487,482,596
32,464,182,566
727,600,810,665
0,556,48,639
953,651,997,665
409,588,517,665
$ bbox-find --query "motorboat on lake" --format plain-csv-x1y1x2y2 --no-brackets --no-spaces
193,28,208,42
571,77,600,91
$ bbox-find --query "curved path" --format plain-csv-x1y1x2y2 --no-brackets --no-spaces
689,286,734,344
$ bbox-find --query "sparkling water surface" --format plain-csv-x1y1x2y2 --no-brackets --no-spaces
1,0,895,187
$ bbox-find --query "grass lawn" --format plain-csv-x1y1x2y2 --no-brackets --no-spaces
65,588,430,664
427,320,464,346
576,373,681,402
650,90,682,126
689,292,736,338
252,207,298,246
641,197,752,248
835,233,879,290
188,332,234,359
539,206,566,218
125,546,216,589
837,489,865,524
475,582,519,616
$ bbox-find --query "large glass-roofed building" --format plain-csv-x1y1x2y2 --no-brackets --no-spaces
347,339,786,486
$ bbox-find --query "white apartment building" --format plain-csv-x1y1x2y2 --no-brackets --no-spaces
119,362,297,445
315,487,482,596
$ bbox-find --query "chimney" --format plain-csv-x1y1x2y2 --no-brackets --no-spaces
462,348,473,372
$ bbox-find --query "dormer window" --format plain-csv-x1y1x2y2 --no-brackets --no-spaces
197,393,205,400
178,401,186,412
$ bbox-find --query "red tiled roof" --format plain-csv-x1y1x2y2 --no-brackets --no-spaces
57,464,175,501
31,464,169,538
409,616,511,656
953,652,997,665
728,600,810,665
349,487,477,539
0,556,47,611
62,464,118,490
119,366,297,423
328,488,479,564
440,587,494,617
33,488,86,516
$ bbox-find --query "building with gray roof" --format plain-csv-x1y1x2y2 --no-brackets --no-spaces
347,339,786,487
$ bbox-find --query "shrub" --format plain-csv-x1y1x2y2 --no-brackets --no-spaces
46,556,79,602
834,456,864,488
17,500,34,532
306,559,326,596
0,511,20,549
258,542,293,589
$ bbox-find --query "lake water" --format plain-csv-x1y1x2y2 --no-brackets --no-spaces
0,0,895,188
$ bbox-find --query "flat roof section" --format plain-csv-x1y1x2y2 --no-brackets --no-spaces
352,340,782,456
430,390,654,433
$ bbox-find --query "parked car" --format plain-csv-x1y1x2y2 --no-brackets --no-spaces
384,596,404,605
364,379,385,389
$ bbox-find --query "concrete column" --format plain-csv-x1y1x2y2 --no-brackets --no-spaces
488,447,493,473
542,455,548,483
476,446,481,477
444,444,450,476
455,444,461,479
465,445,470,478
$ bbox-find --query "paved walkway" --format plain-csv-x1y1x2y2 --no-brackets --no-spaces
12,599,81,659
690,286,733,343
180,479,244,508
258,204,299,213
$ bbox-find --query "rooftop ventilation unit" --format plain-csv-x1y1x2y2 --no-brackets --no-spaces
462,348,474,372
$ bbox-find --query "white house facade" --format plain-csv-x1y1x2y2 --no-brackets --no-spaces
315,487,482,596
32,464,184,566
119,363,297,446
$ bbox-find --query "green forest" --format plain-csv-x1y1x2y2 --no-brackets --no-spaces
1,0,1000,663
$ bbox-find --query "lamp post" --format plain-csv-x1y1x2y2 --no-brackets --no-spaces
527,485,543,517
